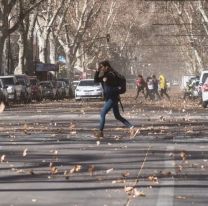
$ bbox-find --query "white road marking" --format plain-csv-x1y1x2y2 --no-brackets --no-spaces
156,145,175,206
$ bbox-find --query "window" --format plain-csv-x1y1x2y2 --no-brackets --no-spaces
1,78,14,85
79,80,99,86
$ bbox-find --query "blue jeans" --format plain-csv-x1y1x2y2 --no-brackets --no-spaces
99,98,133,131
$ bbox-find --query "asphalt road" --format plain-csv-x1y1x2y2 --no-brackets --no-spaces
0,98,207,206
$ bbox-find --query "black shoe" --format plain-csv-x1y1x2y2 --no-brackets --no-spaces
94,130,104,139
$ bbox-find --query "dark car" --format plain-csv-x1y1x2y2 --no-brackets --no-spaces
55,81,67,99
15,74,32,103
58,78,72,98
29,76,43,101
39,81,56,100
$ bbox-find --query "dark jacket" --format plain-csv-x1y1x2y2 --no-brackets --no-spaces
94,70,119,100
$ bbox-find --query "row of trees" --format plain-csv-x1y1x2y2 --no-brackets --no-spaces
1,0,208,80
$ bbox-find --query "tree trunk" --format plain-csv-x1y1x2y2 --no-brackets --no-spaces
0,36,6,75
38,36,47,63
14,35,24,74
65,48,74,81
49,33,56,64
25,35,35,75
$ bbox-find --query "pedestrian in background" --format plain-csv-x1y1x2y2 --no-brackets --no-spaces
145,76,154,100
159,74,170,100
94,60,135,139
152,74,161,100
135,74,146,100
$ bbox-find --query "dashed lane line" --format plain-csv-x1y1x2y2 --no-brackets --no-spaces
156,145,175,206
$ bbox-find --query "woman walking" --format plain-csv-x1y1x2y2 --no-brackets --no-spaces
94,60,135,138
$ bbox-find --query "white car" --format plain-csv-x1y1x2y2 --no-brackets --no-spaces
75,79,103,100
199,70,208,108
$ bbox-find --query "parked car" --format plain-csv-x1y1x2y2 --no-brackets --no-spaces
183,76,200,100
28,76,43,101
15,74,32,103
58,78,72,98
75,79,103,100
199,70,208,108
39,81,57,100
56,81,68,99
181,75,196,91
51,81,65,100
0,75,18,103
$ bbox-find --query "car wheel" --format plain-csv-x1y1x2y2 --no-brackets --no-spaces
202,102,207,108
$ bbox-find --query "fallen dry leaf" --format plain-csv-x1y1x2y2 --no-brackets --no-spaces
22,123,31,135
29,169,35,175
176,195,187,200
121,171,130,178
51,166,58,175
70,165,82,174
106,168,114,174
70,131,77,135
148,176,159,184
124,186,134,195
23,148,28,157
169,153,174,157
69,122,76,130
112,179,125,184
88,165,95,176
176,164,183,173
0,154,6,162
124,187,146,197
133,189,146,197
80,109,85,114
23,123,28,130
180,151,188,161
15,169,25,174
130,128,140,139
201,165,205,169
64,170,70,179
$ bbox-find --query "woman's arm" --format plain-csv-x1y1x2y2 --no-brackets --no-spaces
94,71,103,83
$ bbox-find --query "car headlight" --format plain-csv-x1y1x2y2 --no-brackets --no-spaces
96,88,102,91
7,86,14,93
76,89,80,92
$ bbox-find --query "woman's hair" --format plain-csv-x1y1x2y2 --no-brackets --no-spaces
98,60,113,70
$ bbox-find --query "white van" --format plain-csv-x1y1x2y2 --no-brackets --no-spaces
199,70,208,108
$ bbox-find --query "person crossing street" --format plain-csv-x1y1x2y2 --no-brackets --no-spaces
94,60,137,139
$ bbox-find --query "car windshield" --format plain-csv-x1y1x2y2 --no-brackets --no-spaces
79,80,99,86
1,78,14,85
57,82,62,87
58,79,69,85
40,82,52,88
18,80,25,85
30,79,37,85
